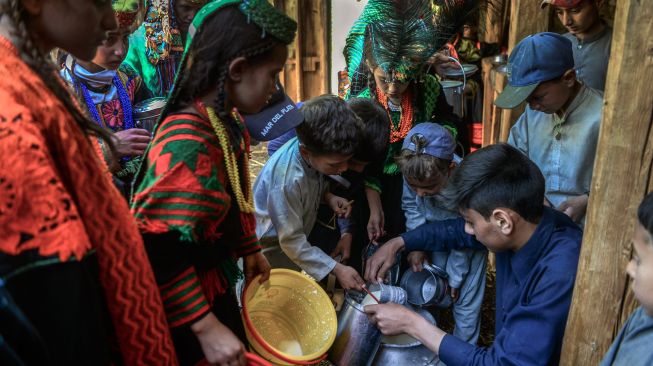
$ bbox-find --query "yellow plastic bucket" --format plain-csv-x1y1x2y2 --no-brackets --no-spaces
242,269,337,365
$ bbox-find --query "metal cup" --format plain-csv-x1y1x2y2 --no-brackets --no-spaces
367,283,407,305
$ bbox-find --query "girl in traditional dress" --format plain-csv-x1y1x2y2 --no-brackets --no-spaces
343,0,473,242
131,1,297,364
60,0,151,196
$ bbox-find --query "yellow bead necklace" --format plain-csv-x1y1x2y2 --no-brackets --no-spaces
197,101,255,213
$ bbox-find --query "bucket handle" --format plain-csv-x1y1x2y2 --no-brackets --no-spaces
241,279,329,365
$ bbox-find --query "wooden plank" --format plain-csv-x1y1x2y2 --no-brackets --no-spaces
479,0,505,44
298,0,329,99
481,57,495,146
560,0,653,363
507,0,550,53
499,103,523,143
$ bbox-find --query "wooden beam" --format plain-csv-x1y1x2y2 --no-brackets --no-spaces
560,0,653,364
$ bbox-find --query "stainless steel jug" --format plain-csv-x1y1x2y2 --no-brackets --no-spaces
329,291,382,366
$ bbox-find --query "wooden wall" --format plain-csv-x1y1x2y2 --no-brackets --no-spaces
560,0,653,363
274,0,330,102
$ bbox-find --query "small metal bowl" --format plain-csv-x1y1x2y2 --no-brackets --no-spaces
491,54,507,66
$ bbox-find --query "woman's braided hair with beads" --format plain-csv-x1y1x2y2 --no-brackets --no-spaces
4,0,116,154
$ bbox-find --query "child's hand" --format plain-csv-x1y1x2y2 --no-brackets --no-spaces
191,313,247,366
367,208,385,243
332,263,364,291
325,192,353,218
557,194,589,223
407,251,429,272
450,287,460,302
331,233,352,263
113,128,151,158
244,252,271,285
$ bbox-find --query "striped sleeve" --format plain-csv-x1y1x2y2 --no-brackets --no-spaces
159,267,210,328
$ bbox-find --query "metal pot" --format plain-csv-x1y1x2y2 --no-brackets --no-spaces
371,307,439,366
400,263,452,308
133,97,166,133
329,291,383,366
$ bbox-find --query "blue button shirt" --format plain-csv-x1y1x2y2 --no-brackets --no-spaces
400,207,582,365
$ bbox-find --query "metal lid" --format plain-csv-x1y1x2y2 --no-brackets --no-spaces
442,63,479,78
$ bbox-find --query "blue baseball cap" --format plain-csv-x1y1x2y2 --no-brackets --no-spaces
402,123,455,160
494,32,574,109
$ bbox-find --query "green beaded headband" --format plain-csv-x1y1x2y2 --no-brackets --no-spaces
187,0,297,45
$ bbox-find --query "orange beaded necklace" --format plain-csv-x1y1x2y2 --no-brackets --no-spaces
376,86,414,143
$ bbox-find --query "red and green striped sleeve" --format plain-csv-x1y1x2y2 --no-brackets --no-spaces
159,267,210,328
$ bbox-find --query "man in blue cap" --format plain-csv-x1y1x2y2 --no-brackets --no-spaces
496,32,603,226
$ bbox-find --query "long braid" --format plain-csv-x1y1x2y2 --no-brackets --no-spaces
367,67,378,101
7,0,115,153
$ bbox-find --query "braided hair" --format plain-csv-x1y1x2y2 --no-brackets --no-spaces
169,5,289,138
4,0,115,151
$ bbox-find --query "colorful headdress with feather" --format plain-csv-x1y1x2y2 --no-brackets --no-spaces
344,0,476,90
113,0,144,30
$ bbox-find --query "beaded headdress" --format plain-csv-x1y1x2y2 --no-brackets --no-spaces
345,0,476,88
112,0,143,30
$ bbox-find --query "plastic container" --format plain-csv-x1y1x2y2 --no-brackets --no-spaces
471,123,483,145
242,269,337,365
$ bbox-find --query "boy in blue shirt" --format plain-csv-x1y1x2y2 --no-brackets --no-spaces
364,143,582,365
600,193,653,365
254,95,366,290
398,123,487,346
495,32,602,226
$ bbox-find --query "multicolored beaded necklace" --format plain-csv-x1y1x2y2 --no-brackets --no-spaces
79,75,134,132
195,100,255,214
376,86,414,143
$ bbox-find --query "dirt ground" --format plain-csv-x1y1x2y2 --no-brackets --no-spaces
249,141,269,182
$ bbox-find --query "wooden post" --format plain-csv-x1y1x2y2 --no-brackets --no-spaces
560,0,653,364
